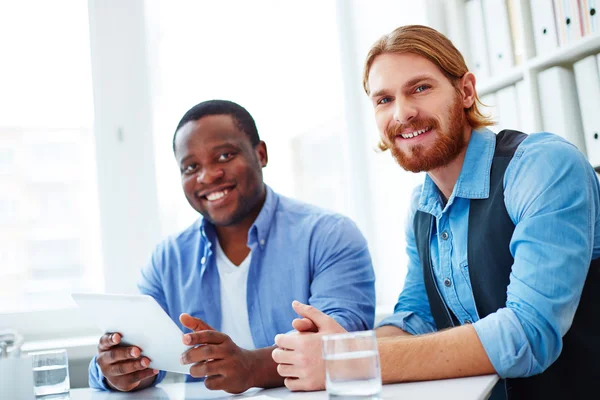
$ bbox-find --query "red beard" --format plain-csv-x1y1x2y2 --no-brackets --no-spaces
385,95,467,173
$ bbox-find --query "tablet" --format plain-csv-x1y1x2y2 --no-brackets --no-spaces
71,293,192,375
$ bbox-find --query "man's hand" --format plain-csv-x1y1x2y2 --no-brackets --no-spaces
272,301,347,391
96,333,158,392
179,313,257,394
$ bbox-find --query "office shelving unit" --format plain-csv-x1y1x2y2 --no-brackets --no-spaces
441,0,600,165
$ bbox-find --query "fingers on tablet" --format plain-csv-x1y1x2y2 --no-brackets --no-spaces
106,346,138,363
126,367,159,384
98,332,121,351
109,357,152,376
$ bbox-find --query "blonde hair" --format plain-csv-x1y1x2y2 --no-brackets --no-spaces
363,25,494,131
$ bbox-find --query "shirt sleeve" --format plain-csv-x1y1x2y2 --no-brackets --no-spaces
377,185,437,335
87,245,169,391
137,243,169,312
307,215,376,331
473,135,600,378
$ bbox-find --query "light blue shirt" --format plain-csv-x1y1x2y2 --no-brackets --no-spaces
378,129,600,378
89,185,375,390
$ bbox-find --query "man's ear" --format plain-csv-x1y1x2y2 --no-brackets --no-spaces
255,141,268,168
460,72,477,109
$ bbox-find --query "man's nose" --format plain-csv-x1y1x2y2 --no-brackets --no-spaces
196,166,225,183
393,99,417,125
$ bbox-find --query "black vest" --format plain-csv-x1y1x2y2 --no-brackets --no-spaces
414,130,600,399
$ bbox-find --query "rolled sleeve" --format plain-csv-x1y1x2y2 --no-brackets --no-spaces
473,308,533,378
377,311,436,335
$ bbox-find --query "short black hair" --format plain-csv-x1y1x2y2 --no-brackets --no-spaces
172,99,260,152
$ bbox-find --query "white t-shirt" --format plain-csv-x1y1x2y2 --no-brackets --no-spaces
215,239,255,350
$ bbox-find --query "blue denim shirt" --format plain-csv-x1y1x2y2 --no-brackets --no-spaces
378,129,600,378
89,185,375,390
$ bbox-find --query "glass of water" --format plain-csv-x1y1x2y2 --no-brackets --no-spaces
322,330,382,399
31,349,70,399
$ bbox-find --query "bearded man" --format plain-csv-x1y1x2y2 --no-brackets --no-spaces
271,25,600,400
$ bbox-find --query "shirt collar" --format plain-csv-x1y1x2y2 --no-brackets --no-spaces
418,129,495,215
199,184,278,248
248,184,278,247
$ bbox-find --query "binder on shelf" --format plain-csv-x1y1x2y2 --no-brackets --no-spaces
530,0,560,56
580,0,598,35
515,80,534,134
465,0,491,78
553,0,583,45
495,85,521,132
537,66,587,154
573,55,600,166
482,0,515,75
507,0,525,64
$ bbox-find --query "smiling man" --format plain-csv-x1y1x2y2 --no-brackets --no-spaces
272,25,600,399
87,100,375,393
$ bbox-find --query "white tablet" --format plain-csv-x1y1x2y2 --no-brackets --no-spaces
71,293,192,375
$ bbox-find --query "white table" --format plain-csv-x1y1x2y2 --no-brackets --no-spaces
70,374,498,400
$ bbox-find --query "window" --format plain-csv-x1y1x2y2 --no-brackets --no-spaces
0,1,102,314
151,0,350,234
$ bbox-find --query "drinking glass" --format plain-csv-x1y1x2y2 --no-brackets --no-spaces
322,330,382,399
31,349,70,399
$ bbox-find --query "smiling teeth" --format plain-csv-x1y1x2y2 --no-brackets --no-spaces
401,127,430,139
206,189,229,201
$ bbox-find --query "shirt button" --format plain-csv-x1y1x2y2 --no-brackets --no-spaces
441,231,449,240
200,256,206,264
260,239,265,246
444,278,452,287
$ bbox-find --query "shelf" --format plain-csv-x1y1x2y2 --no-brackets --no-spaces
528,33,600,72
476,32,600,96
477,66,524,96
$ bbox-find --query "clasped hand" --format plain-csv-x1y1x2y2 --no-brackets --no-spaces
271,301,347,391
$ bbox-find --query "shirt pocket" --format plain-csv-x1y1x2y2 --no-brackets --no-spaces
459,260,473,291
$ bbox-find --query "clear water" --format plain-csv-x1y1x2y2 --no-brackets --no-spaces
33,364,70,397
325,350,382,399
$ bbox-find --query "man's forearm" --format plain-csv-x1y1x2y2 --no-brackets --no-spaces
378,324,496,383
248,346,285,389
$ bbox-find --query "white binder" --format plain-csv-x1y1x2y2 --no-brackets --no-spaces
537,66,587,154
465,0,491,78
554,0,583,45
515,80,534,133
580,0,598,34
530,0,559,56
507,0,525,64
574,55,600,166
495,85,521,132
482,0,515,75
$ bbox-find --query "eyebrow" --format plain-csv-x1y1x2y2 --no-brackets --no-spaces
369,74,438,98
